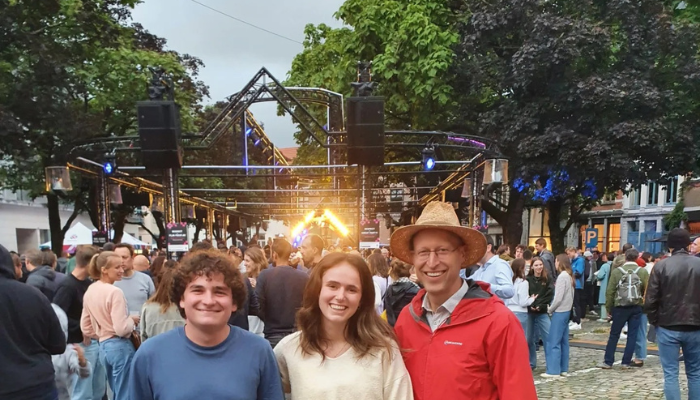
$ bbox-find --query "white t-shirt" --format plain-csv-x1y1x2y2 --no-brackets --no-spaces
274,331,413,400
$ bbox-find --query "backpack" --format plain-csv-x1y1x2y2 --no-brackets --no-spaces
615,266,643,306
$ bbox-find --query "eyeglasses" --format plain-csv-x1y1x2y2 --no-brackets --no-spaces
413,247,459,261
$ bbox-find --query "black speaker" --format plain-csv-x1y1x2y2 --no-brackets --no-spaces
346,97,385,166
137,101,183,169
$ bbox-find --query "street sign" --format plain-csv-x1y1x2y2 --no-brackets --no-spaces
167,222,189,252
584,228,599,249
92,231,108,247
360,219,380,249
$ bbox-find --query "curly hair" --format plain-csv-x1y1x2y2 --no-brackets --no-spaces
170,249,247,319
296,252,397,362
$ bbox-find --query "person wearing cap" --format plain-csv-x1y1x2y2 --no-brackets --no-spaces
390,202,536,400
645,228,700,399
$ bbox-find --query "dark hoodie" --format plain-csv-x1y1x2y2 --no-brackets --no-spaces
383,279,420,327
0,244,66,399
25,265,59,301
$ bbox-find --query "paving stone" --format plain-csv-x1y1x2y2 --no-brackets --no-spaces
533,318,689,399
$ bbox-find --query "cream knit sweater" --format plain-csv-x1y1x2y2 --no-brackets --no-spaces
274,331,414,400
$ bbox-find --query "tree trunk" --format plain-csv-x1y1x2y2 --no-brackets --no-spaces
192,219,203,244
47,194,64,256
481,185,526,251
152,211,166,249
111,206,131,244
503,189,525,250
547,199,566,254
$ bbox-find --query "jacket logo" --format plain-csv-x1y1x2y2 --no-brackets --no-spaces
444,340,463,346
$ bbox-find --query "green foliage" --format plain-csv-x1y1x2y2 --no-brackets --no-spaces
285,0,459,168
453,0,700,246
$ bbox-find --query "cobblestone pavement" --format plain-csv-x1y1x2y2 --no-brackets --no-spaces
533,318,689,399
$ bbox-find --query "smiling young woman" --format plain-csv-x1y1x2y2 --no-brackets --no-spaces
274,252,413,400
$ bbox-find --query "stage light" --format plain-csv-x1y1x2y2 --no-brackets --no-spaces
323,209,349,236
422,147,436,171
103,154,117,175
246,128,252,136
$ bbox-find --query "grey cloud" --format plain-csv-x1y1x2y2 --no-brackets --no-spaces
131,0,345,148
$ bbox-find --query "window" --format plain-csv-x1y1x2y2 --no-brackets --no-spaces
629,185,642,207
628,221,639,232
39,229,50,244
647,181,659,206
666,177,679,204
389,189,403,202
527,208,550,247
607,223,621,252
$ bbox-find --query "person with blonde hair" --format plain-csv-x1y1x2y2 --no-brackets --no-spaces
274,252,413,399
140,262,185,340
80,251,138,400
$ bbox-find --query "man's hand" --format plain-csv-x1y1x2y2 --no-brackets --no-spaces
130,315,141,326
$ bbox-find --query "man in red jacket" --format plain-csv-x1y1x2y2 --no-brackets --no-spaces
390,202,537,400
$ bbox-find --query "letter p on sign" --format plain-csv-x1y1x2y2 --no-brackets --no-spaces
584,229,598,248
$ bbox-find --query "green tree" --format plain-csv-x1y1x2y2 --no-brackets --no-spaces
0,0,207,253
454,0,700,252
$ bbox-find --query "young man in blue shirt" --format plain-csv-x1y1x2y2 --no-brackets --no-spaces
567,247,586,330
128,249,284,400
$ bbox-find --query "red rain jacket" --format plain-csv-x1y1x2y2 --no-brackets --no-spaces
395,280,537,400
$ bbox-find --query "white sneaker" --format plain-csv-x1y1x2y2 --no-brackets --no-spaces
590,311,599,317
569,323,582,331
540,373,562,378
560,372,569,377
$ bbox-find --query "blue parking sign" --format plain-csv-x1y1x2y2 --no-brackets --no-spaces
584,229,598,248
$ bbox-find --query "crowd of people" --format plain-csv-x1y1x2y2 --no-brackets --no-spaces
0,201,698,400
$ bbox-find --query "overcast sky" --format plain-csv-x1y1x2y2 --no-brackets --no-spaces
131,0,345,148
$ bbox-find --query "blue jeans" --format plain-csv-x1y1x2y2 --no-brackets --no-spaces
546,311,570,375
99,338,135,400
656,327,700,400
513,311,529,340
604,306,641,366
73,339,106,400
527,313,551,369
635,313,648,361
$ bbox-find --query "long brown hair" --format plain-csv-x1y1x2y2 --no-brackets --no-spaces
296,252,396,361
555,254,575,287
150,255,166,286
148,261,179,313
367,253,390,278
511,258,526,282
244,247,267,279
527,256,549,283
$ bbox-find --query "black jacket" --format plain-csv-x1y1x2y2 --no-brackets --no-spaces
537,250,557,287
0,244,66,399
25,265,59,301
53,273,93,344
229,277,259,330
384,279,420,327
526,275,554,314
645,250,700,330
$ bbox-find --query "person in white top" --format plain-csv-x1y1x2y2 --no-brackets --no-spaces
274,252,413,400
367,252,392,315
505,259,537,338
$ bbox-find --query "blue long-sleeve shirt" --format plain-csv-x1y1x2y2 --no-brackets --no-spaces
469,255,515,300
128,326,284,400
571,256,585,289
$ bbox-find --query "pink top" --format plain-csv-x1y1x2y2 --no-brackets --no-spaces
81,280,134,342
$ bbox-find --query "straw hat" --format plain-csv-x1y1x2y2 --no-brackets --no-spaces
390,202,487,268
